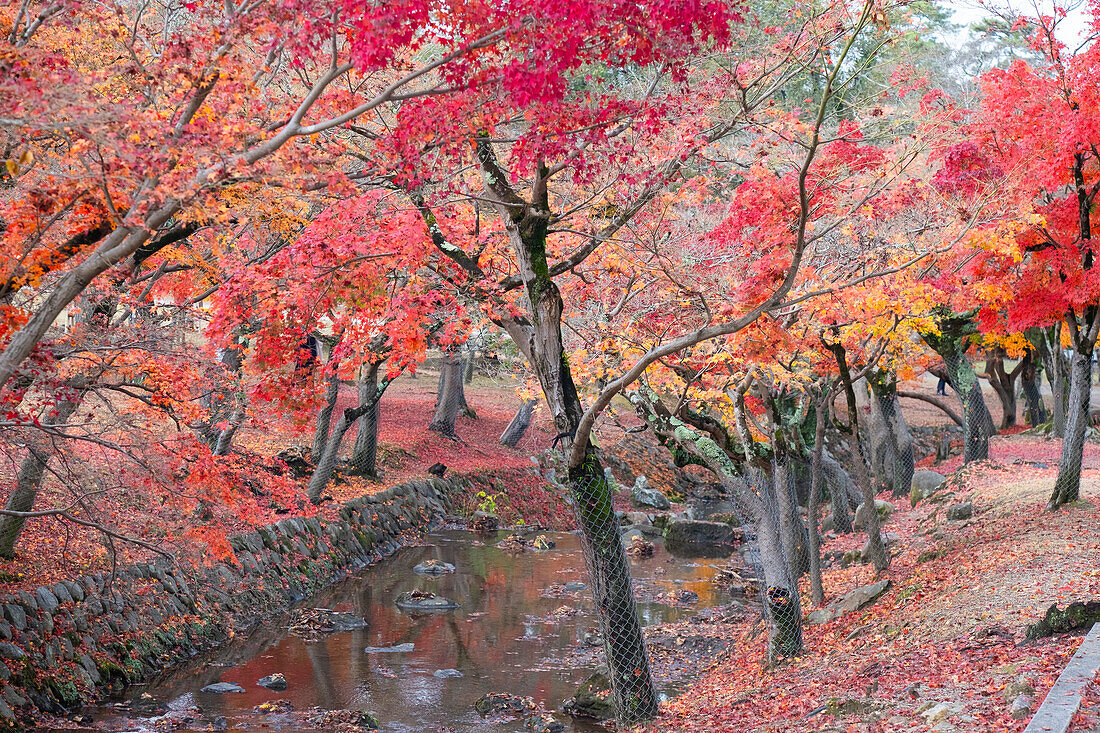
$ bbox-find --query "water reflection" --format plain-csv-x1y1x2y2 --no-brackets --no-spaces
91,529,725,733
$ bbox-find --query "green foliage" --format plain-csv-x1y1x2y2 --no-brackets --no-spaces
474,490,503,515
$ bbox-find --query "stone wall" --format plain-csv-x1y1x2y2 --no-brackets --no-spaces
0,477,462,731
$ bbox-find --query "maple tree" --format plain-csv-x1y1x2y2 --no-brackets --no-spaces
931,0,1100,508
4,0,1100,729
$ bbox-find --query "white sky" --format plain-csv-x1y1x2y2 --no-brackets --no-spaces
946,0,1093,47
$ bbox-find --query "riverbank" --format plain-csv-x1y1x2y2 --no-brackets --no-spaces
647,438,1100,732
0,477,466,730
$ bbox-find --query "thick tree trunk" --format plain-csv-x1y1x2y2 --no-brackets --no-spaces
808,400,826,606
821,453,854,533
944,352,992,462
0,396,83,559
1022,352,1047,426
500,398,537,447
350,364,381,477
773,459,809,579
463,352,476,384
312,367,340,462
1033,326,1069,436
868,373,915,498
457,358,476,418
468,148,656,722
830,344,889,572
984,353,1022,429
430,353,463,437
1050,349,1093,509
567,454,658,718
308,371,392,503
740,468,804,664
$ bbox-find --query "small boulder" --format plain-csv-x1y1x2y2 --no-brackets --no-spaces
433,668,463,678
471,511,499,532
1025,600,1100,640
625,535,655,558
413,559,456,575
946,501,973,521
497,533,531,552
363,642,416,653
257,673,287,691
1002,679,1035,703
253,700,294,714
1009,694,1033,720
201,682,245,694
806,579,890,625
564,581,587,592
475,692,536,718
920,702,961,725
562,669,614,720
910,470,946,505
525,713,565,733
854,500,894,530
395,590,460,612
631,476,670,510
623,511,652,526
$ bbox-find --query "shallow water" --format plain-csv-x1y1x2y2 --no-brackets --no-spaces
87,528,725,732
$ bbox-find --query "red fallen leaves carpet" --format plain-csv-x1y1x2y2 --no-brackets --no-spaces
648,438,1100,733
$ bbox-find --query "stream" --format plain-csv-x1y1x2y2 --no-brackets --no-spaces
82,528,729,732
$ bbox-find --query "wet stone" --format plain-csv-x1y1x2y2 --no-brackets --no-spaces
201,682,245,694
432,668,463,678
257,673,287,691
3,605,25,631
0,643,25,660
395,591,460,612
413,559,456,575
51,583,73,605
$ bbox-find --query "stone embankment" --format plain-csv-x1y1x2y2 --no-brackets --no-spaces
0,477,461,731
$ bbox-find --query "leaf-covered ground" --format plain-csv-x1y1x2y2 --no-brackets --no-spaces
0,374,568,591
648,436,1100,732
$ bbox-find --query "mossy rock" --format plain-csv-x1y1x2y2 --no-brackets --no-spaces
47,677,81,706
562,669,614,721
1026,600,1100,640
916,547,947,564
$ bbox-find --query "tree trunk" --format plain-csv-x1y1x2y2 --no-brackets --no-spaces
0,395,84,559
350,364,382,477
457,358,476,418
944,351,992,462
567,454,658,718
808,400,826,606
467,149,656,722
500,398,537,448
1033,325,1068,436
463,352,476,384
1021,352,1047,426
868,372,915,499
312,367,340,462
308,371,393,503
1050,348,1092,509
740,468,804,664
773,459,809,580
829,344,888,572
984,352,1021,429
429,353,463,438
821,453,854,533
633,394,804,664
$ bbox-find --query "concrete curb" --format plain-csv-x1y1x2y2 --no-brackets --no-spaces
1024,624,1100,733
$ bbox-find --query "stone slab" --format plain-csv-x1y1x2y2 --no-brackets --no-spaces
1023,624,1100,733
